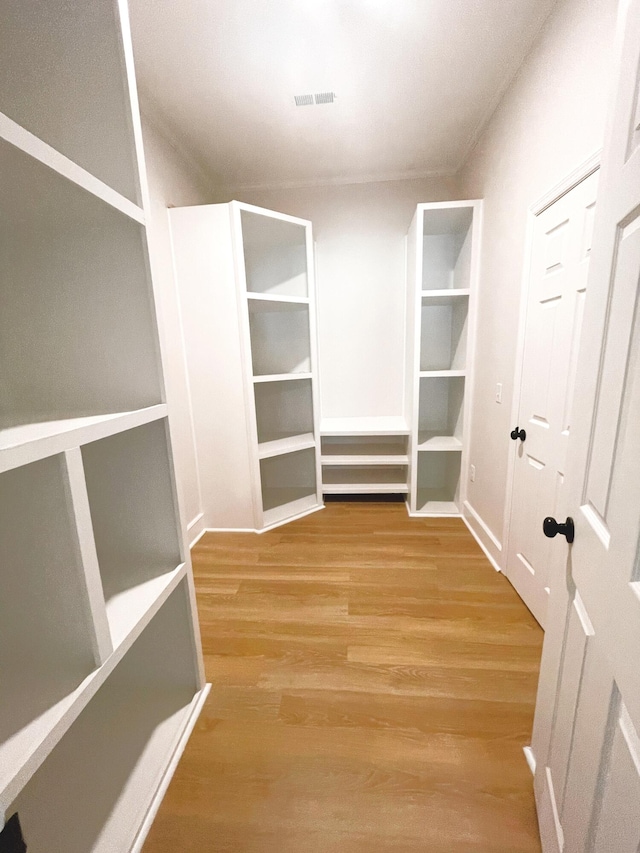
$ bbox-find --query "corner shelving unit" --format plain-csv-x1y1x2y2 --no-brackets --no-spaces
169,202,323,532
320,417,410,495
0,1,207,849
405,201,481,516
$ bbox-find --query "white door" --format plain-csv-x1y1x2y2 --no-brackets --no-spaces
531,1,640,849
506,171,599,627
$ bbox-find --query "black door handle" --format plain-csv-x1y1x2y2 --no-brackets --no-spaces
543,516,575,544
510,426,526,441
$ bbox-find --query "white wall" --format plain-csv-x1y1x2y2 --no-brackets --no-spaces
216,177,460,421
458,0,619,565
141,112,214,543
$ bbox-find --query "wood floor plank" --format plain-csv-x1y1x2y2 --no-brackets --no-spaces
143,502,543,853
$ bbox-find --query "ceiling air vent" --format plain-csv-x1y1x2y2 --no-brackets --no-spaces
314,92,335,104
294,94,314,106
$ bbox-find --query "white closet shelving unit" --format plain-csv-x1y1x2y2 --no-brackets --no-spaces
169,202,323,532
406,201,482,515
320,417,410,495
0,2,207,850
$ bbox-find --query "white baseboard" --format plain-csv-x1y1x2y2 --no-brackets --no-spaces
462,500,503,572
187,512,205,548
130,683,211,853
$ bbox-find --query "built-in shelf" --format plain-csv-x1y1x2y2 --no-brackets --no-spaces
8,583,204,853
321,436,409,465
323,465,408,494
0,137,163,431
416,433,463,452
407,201,479,516
253,372,314,383
240,208,309,297
0,405,167,475
258,433,316,460
248,299,311,376
260,447,318,523
320,416,410,436
82,419,183,650
419,369,467,378
246,292,309,306
421,288,470,298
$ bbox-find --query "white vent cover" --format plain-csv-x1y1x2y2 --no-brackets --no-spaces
294,92,336,106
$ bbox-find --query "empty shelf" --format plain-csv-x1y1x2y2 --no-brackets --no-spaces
320,416,410,436
253,373,313,383
322,465,408,494
257,433,316,459
417,434,463,451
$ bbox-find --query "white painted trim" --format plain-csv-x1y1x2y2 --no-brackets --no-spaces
204,527,256,534
462,501,502,572
523,745,537,775
407,511,462,519
257,503,325,533
187,511,204,532
188,527,209,548
130,683,211,853
501,152,602,582
532,150,602,215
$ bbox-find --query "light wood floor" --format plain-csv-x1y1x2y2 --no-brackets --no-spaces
143,502,543,852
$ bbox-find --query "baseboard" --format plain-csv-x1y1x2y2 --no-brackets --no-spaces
257,503,325,533
187,512,205,548
462,501,503,572
523,745,536,775
130,683,211,853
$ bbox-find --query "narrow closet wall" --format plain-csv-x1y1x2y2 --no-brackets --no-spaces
457,0,618,570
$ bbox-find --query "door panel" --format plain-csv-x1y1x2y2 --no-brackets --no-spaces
532,3,640,848
506,172,598,627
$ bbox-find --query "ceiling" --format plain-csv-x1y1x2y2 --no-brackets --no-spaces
129,0,558,191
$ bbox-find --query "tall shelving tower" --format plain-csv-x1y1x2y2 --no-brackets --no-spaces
0,2,207,851
406,201,482,516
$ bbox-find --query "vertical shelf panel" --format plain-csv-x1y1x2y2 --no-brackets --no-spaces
0,0,140,201
8,581,199,853
240,210,308,296
0,139,163,430
81,420,183,649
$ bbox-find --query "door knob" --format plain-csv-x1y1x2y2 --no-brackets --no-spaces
510,426,526,441
543,516,575,544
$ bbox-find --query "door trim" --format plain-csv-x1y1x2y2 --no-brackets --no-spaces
501,151,602,582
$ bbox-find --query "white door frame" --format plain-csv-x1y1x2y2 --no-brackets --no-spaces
500,150,602,582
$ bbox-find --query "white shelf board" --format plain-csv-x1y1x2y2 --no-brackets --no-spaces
0,405,167,474
253,372,313,384
323,482,409,494
0,111,144,226
322,454,409,465
419,369,467,378
320,416,410,436
421,289,470,298
106,564,186,650
257,433,316,460
416,434,463,452
262,492,320,528
246,292,309,307
0,562,187,816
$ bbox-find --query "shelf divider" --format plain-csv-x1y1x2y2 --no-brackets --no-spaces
63,448,112,666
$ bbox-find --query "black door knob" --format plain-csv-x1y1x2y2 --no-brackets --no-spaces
510,426,526,441
543,516,575,544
